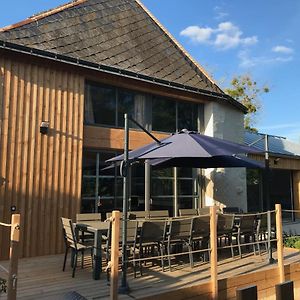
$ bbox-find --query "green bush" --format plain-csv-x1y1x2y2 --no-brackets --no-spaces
284,236,300,249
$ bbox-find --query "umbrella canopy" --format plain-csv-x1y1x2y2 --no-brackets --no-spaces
148,155,264,169
107,129,262,168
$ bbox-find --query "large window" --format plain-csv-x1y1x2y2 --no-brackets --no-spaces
81,150,123,216
84,81,203,133
82,150,200,217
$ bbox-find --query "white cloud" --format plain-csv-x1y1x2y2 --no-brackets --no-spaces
180,22,257,50
238,50,293,68
180,26,213,43
272,45,294,54
213,6,229,20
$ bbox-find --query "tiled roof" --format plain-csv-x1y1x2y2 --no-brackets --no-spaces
244,131,300,157
0,0,224,95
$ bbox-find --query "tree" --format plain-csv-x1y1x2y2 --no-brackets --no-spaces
225,75,269,132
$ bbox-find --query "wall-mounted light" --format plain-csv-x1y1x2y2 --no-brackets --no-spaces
274,157,280,165
40,121,49,135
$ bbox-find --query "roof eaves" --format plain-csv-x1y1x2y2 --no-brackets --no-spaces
0,0,87,33
0,40,233,102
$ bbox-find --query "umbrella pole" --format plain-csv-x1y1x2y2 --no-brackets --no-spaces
119,113,130,293
145,160,151,212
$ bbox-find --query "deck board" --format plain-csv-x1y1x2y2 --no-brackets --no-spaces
0,248,300,299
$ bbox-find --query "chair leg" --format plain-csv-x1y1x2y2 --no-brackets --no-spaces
238,234,242,258
167,241,171,271
72,252,77,278
81,250,84,268
252,235,256,255
188,243,193,268
159,243,165,272
229,235,234,258
63,247,69,271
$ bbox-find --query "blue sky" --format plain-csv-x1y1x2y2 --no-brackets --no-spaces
1,1,300,141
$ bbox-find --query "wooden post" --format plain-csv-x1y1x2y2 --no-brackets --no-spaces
110,211,121,300
210,206,218,299
275,204,285,283
7,214,20,300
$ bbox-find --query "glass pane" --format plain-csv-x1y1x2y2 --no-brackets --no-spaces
177,167,193,178
178,197,193,209
246,169,261,212
82,177,96,197
151,197,173,216
81,198,96,213
99,177,115,197
152,168,173,178
178,179,193,196
177,101,198,131
152,97,176,133
152,178,173,196
117,90,135,127
82,151,97,175
85,81,116,126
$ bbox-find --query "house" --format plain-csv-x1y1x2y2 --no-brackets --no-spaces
0,0,248,260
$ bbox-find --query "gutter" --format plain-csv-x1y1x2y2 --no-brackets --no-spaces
0,40,247,113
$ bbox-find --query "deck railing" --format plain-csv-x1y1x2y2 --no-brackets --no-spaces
0,214,20,300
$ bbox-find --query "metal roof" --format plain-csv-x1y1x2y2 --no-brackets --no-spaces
244,131,300,157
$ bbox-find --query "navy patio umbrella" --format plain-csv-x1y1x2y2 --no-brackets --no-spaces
107,129,263,168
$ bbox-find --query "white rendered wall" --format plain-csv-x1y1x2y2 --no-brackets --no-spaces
203,102,247,212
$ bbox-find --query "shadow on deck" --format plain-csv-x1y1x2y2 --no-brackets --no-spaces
0,248,300,300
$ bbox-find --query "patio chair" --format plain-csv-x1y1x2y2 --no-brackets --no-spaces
76,213,101,222
149,210,169,219
217,214,235,256
179,208,198,217
198,207,210,215
189,216,210,266
256,213,276,254
130,211,149,219
76,213,101,242
165,218,192,271
134,220,167,275
232,215,257,258
105,219,138,278
61,217,93,278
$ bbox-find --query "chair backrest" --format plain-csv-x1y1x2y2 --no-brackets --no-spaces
217,214,235,234
106,212,136,221
139,221,166,244
191,216,210,239
168,218,192,240
179,208,198,217
149,210,169,219
257,213,275,233
131,211,148,219
76,213,101,222
198,207,210,215
239,215,256,233
61,217,77,248
107,219,138,246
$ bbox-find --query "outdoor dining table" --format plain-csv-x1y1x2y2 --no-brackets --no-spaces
75,221,109,280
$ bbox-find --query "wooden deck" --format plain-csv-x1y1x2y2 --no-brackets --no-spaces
0,248,300,300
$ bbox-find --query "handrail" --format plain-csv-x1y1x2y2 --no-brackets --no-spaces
0,222,12,227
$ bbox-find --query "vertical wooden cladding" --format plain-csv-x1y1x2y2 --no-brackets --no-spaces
0,58,84,259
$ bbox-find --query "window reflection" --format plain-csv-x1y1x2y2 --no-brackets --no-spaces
177,101,198,131
85,83,116,126
152,97,176,132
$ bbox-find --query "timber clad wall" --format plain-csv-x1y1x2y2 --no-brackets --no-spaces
0,57,84,259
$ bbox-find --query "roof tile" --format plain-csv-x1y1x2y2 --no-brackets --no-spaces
0,0,223,94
